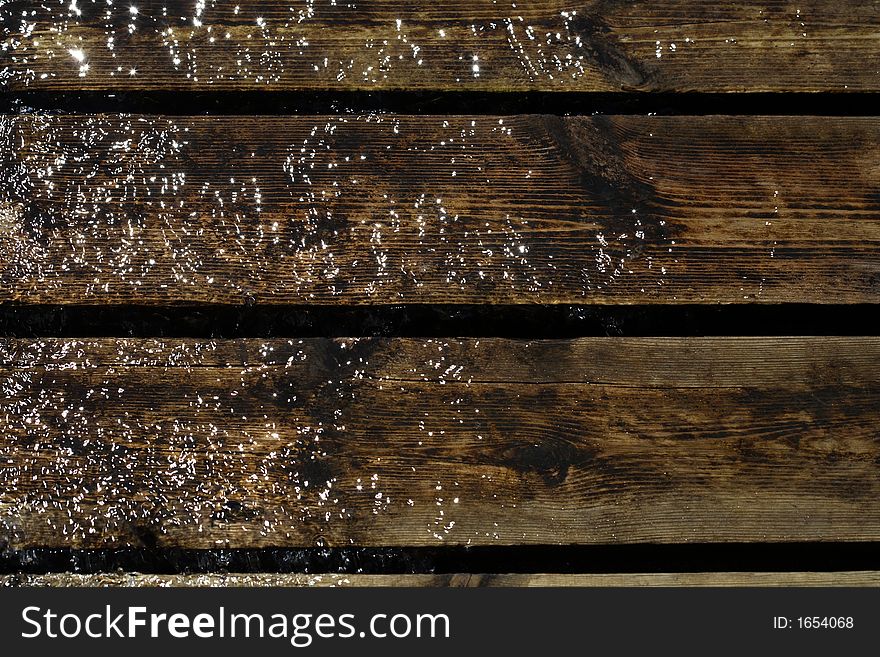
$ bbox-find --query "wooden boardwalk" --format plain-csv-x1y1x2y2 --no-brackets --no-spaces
4,1,880,92
3,115,879,305
3,336,880,549
1,0,879,586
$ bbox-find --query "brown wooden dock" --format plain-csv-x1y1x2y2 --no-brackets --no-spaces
2,0,879,586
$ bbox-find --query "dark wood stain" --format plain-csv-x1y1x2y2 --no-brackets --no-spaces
2,0,878,580
2,337,880,549
2,115,879,305
4,1,880,92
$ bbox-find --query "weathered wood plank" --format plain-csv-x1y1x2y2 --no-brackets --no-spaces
2,337,879,549
2,114,879,305
2,1,879,92
5,572,880,587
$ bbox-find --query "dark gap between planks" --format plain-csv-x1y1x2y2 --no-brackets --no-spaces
1,91,877,116
2,545,879,576
0,304,877,339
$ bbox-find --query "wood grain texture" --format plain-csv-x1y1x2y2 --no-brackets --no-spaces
5,572,880,587
2,337,880,549
3,114,880,305
2,1,879,91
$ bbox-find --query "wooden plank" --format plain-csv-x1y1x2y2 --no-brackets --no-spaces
5,572,880,587
2,114,879,305
2,337,879,549
2,1,879,92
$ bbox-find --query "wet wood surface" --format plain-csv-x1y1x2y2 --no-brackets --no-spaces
5,572,880,587
2,1,879,92
3,0,878,585
2,336,879,549
3,114,880,305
